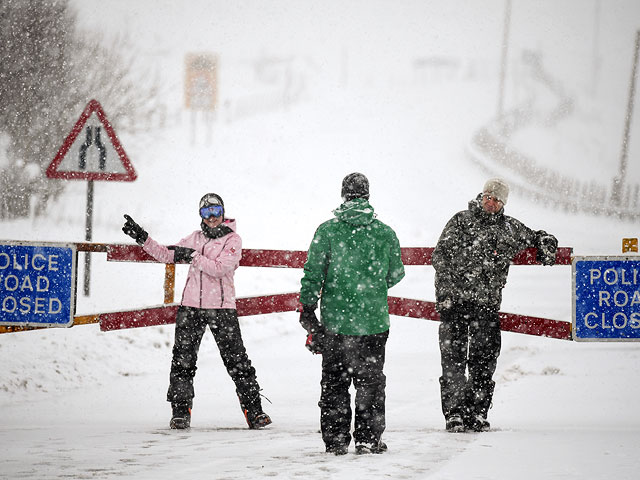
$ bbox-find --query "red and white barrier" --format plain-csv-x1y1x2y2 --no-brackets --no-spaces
0,244,573,340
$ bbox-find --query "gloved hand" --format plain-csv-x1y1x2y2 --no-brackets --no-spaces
436,297,453,312
168,246,195,263
299,304,321,333
305,332,325,355
298,304,325,354
536,231,558,266
122,214,148,246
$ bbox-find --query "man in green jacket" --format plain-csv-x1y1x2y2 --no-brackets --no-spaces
299,173,405,456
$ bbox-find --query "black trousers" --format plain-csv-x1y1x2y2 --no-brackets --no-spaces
167,306,262,415
438,302,501,421
319,330,389,448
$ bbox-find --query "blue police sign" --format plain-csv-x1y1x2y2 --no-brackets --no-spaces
573,256,640,341
0,242,76,327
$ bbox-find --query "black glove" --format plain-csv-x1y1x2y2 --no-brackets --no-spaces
168,246,195,263
299,304,322,333
298,304,325,354
536,231,558,266
436,297,453,312
305,332,325,355
122,214,148,246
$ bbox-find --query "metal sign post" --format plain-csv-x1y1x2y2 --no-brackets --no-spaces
611,30,640,205
573,256,640,341
47,100,136,296
84,180,94,296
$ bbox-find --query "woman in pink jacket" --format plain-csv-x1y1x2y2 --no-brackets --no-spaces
122,193,271,430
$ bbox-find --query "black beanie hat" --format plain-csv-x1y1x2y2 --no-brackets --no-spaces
199,193,224,210
341,172,370,201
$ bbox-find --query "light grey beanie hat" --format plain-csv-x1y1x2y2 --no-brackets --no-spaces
483,178,510,204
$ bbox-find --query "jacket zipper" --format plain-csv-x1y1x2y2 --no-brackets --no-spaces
199,239,211,308
218,237,231,307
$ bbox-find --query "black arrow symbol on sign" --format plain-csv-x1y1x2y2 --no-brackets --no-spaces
78,126,107,170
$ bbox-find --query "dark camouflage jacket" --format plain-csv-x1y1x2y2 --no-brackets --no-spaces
432,194,552,310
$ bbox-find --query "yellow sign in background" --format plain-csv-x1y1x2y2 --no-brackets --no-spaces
184,53,217,111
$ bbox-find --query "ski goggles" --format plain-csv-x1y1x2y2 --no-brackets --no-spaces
199,204,224,219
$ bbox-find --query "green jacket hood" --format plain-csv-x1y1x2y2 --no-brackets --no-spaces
333,198,375,226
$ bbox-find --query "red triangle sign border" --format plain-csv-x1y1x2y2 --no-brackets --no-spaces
46,99,137,182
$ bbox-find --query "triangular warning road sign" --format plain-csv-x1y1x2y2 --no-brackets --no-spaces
46,99,137,182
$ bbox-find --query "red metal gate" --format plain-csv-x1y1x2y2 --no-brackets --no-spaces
0,244,573,340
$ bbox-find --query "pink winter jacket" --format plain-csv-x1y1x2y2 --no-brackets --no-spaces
142,219,241,309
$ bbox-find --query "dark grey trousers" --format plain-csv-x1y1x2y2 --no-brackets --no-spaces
319,330,389,448
438,302,501,421
167,306,262,415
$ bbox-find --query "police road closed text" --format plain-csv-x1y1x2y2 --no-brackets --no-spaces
573,257,640,341
0,243,76,327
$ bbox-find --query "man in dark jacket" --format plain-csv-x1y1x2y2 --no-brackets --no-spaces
298,173,405,455
432,178,558,433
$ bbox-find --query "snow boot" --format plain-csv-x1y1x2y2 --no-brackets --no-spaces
325,444,349,456
243,410,272,429
170,405,191,429
355,440,387,455
468,414,490,432
445,414,465,433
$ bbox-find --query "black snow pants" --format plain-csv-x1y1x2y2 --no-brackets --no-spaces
167,306,262,415
319,330,389,449
438,301,501,422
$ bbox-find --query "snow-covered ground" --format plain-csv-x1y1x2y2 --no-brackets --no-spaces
1,1,640,478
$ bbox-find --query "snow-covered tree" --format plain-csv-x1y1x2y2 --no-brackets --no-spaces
0,0,164,219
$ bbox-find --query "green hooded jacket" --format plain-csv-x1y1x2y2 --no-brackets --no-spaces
299,198,405,335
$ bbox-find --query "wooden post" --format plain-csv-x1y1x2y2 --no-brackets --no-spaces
164,264,176,304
